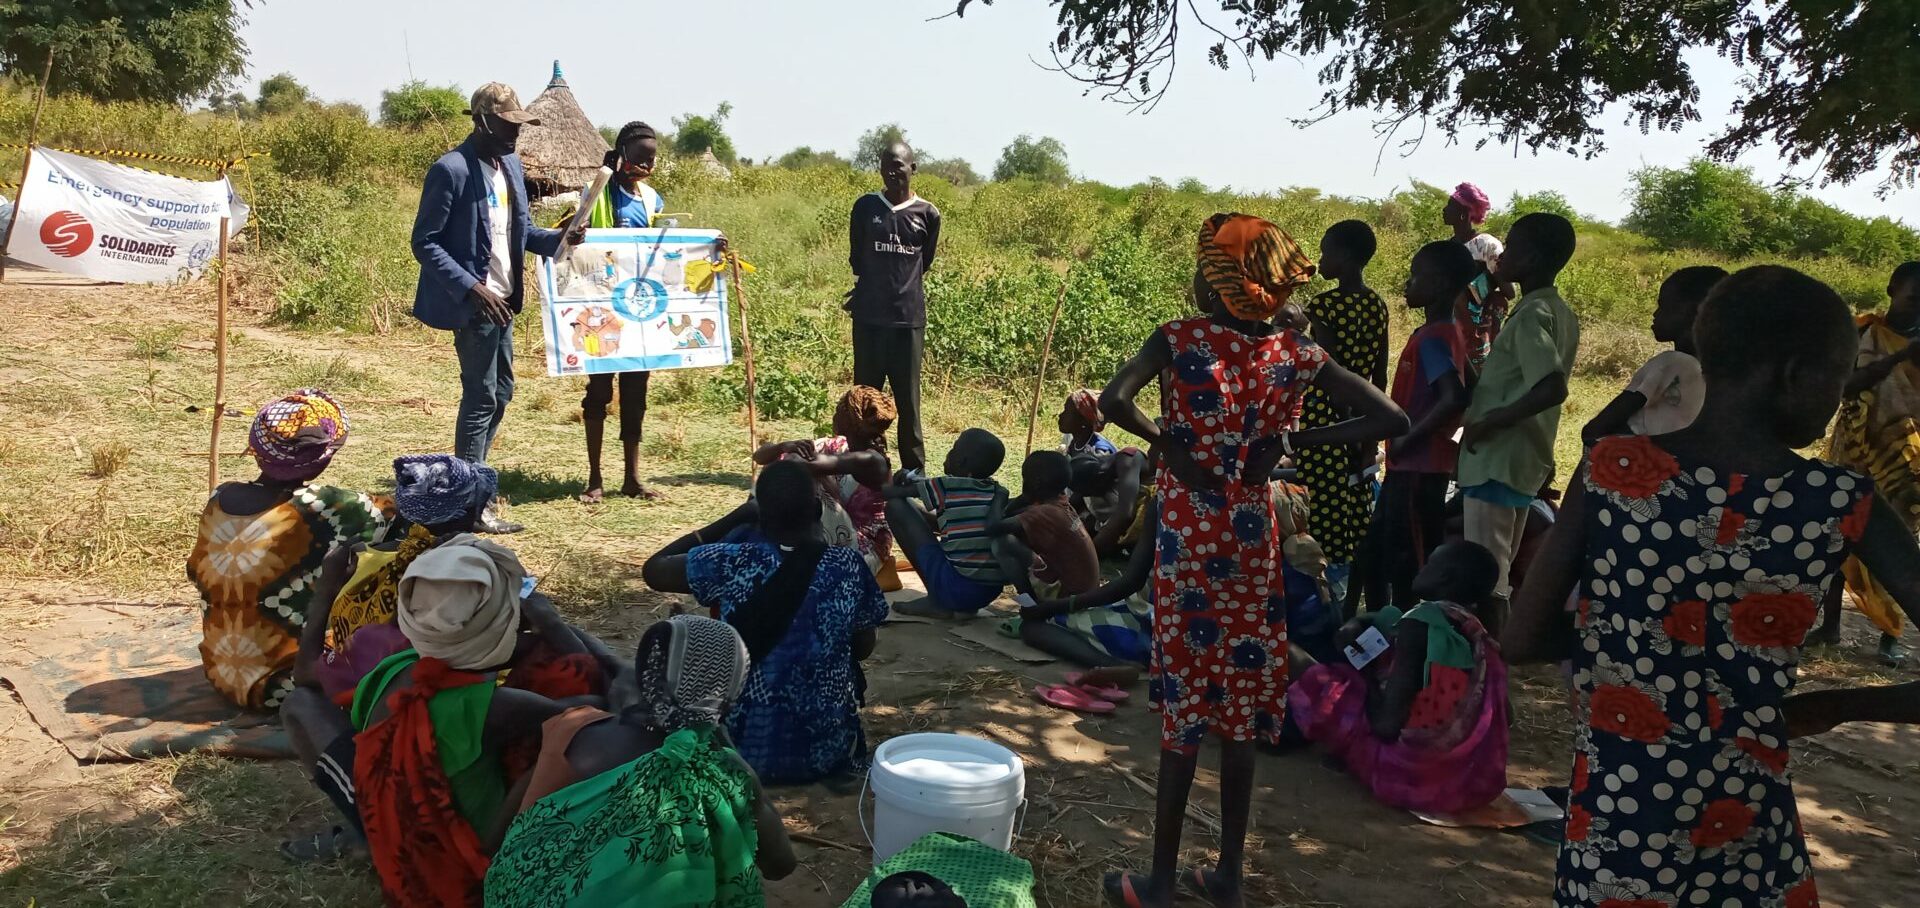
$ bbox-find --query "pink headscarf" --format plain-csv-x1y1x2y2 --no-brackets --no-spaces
1450,183,1491,225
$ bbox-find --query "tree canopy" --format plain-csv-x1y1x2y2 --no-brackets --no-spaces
380,80,465,130
854,123,910,168
775,146,849,169
671,102,737,164
920,156,983,186
1,0,250,104
952,0,1920,190
1628,158,1920,267
994,135,1071,185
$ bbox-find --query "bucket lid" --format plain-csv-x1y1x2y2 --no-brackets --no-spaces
871,733,1024,806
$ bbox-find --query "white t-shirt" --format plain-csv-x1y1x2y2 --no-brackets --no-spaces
1626,349,1705,436
1464,232,1504,269
480,159,514,299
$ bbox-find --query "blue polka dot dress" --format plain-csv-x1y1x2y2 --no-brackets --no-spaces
1557,435,1874,908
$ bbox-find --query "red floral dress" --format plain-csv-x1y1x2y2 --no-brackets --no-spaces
1557,435,1873,908
1152,317,1325,752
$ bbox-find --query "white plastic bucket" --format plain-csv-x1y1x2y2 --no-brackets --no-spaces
862,732,1026,864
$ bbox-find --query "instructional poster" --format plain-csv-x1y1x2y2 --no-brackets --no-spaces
537,228,734,376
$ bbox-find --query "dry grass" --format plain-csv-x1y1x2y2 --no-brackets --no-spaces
89,442,132,479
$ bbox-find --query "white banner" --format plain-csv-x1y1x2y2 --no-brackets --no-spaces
5,147,247,284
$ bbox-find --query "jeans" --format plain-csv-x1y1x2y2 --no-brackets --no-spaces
851,322,925,471
453,320,514,464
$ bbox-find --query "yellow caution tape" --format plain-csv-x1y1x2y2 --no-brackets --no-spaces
0,144,266,172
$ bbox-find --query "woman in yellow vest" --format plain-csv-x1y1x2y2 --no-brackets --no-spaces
578,122,667,503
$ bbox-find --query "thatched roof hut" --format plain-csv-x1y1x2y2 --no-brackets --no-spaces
518,61,608,199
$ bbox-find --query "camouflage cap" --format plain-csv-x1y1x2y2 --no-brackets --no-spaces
466,82,540,125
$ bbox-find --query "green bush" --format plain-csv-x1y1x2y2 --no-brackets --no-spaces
702,362,829,422
1628,158,1920,267
3,80,1909,402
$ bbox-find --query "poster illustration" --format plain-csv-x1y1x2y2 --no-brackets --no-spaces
537,228,733,377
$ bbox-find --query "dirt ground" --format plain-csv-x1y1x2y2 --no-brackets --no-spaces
1,274,1916,907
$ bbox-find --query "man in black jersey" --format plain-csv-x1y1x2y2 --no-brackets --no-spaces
848,141,941,473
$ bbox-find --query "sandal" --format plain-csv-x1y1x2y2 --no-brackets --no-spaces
1102,871,1154,908
1065,671,1132,703
998,617,1023,638
1180,866,1236,908
280,824,365,864
1033,683,1116,715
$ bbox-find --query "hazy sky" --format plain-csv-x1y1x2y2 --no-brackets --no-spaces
239,0,1912,225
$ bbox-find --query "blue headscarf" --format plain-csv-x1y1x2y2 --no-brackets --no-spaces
392,454,497,528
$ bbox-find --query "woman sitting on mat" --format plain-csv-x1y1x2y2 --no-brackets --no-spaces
485,614,795,907
1289,541,1510,816
188,388,393,711
643,460,890,785
1069,447,1154,559
754,385,900,587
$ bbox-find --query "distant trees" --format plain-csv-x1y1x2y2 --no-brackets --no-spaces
670,103,737,164
775,146,849,169
1,0,249,104
854,123,909,168
380,80,465,129
255,73,311,116
1505,190,1581,225
1628,159,1920,267
994,135,1070,185
919,157,982,187
205,72,323,119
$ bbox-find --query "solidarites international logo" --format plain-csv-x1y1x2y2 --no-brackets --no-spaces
40,211,93,258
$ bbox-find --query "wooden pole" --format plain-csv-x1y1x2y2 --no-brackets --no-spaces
207,216,231,492
0,50,56,284
727,252,759,473
1024,269,1072,457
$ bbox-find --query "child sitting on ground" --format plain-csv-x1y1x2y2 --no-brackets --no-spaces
1580,266,1726,443
1289,541,1509,816
1060,389,1119,456
886,429,1010,617
992,451,1101,603
1068,447,1154,558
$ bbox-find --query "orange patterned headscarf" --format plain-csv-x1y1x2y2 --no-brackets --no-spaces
1197,213,1316,322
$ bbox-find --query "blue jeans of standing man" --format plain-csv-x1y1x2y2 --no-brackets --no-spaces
453,320,514,463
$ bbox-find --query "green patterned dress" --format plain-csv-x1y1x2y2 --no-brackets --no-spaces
484,725,762,908
1297,288,1390,566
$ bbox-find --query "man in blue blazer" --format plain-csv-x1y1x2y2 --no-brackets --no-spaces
411,82,582,533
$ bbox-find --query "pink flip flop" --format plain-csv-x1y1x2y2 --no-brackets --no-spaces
1064,672,1132,703
1033,683,1117,715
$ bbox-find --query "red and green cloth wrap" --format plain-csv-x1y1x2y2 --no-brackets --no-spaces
351,649,504,908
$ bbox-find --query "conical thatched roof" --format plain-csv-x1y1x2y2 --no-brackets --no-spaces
518,61,608,198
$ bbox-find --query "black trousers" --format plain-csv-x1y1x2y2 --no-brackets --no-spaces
581,371,649,443
1359,469,1451,611
851,322,925,471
